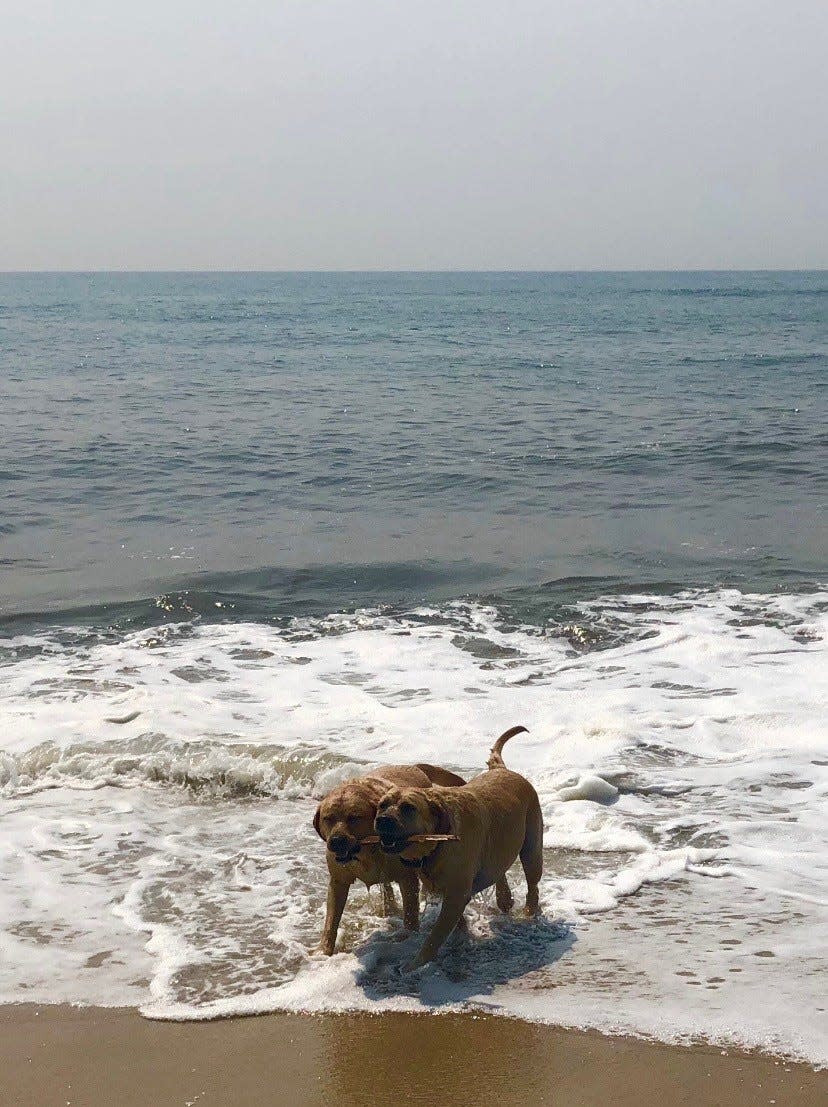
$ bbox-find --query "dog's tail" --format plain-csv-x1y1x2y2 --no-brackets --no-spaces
487,725,529,770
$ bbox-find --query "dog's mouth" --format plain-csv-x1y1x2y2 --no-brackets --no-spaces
378,833,410,855
329,843,361,864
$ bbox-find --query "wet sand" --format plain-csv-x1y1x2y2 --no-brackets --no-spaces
2,1005,825,1107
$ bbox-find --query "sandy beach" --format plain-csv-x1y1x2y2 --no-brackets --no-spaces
3,1005,825,1107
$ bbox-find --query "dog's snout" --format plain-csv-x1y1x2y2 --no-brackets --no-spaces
328,834,350,853
375,814,397,833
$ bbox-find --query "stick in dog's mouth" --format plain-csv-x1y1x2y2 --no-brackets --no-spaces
361,833,458,851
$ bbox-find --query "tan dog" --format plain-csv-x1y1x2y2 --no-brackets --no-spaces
313,762,465,955
373,725,542,969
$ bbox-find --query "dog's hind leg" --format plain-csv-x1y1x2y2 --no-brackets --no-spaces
520,799,544,917
495,876,514,913
380,882,398,917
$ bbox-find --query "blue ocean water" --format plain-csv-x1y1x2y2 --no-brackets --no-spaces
1,271,825,624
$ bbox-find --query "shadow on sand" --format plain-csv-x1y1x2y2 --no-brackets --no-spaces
352,906,575,1010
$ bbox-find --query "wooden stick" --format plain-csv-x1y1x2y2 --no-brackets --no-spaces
360,833,458,844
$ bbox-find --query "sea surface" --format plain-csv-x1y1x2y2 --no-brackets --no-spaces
0,272,826,1061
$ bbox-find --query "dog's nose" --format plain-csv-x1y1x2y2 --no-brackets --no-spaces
375,815,397,834
328,834,350,853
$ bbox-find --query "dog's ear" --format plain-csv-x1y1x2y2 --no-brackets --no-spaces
312,805,324,840
426,795,453,835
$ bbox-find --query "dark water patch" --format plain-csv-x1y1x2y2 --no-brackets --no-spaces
451,635,523,660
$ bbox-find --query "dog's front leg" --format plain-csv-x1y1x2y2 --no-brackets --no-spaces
407,888,470,969
399,873,420,932
319,878,350,955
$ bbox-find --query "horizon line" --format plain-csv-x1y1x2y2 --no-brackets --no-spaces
1,267,826,276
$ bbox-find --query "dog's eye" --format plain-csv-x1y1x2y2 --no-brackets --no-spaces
346,815,360,825
400,802,415,816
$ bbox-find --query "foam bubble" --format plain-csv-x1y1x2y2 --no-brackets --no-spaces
555,774,619,803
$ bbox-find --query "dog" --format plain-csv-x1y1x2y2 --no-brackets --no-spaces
374,725,542,968
313,762,465,955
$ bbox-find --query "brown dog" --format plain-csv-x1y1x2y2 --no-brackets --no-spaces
313,762,465,955
373,725,542,969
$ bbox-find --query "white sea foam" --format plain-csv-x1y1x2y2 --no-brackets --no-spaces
0,588,826,1063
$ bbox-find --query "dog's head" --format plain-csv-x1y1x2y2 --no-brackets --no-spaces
313,780,381,864
374,786,452,854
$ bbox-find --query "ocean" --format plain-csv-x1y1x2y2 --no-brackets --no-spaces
0,271,826,1060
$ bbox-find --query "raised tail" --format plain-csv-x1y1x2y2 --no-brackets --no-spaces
487,725,529,770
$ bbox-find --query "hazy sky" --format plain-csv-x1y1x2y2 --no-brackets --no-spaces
1,1,826,270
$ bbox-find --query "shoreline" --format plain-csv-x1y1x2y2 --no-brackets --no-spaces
3,1004,826,1107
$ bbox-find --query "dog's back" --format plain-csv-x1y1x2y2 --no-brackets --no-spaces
415,763,466,787
365,763,465,791
453,725,540,840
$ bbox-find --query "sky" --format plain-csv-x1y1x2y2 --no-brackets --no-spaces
1,0,826,270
